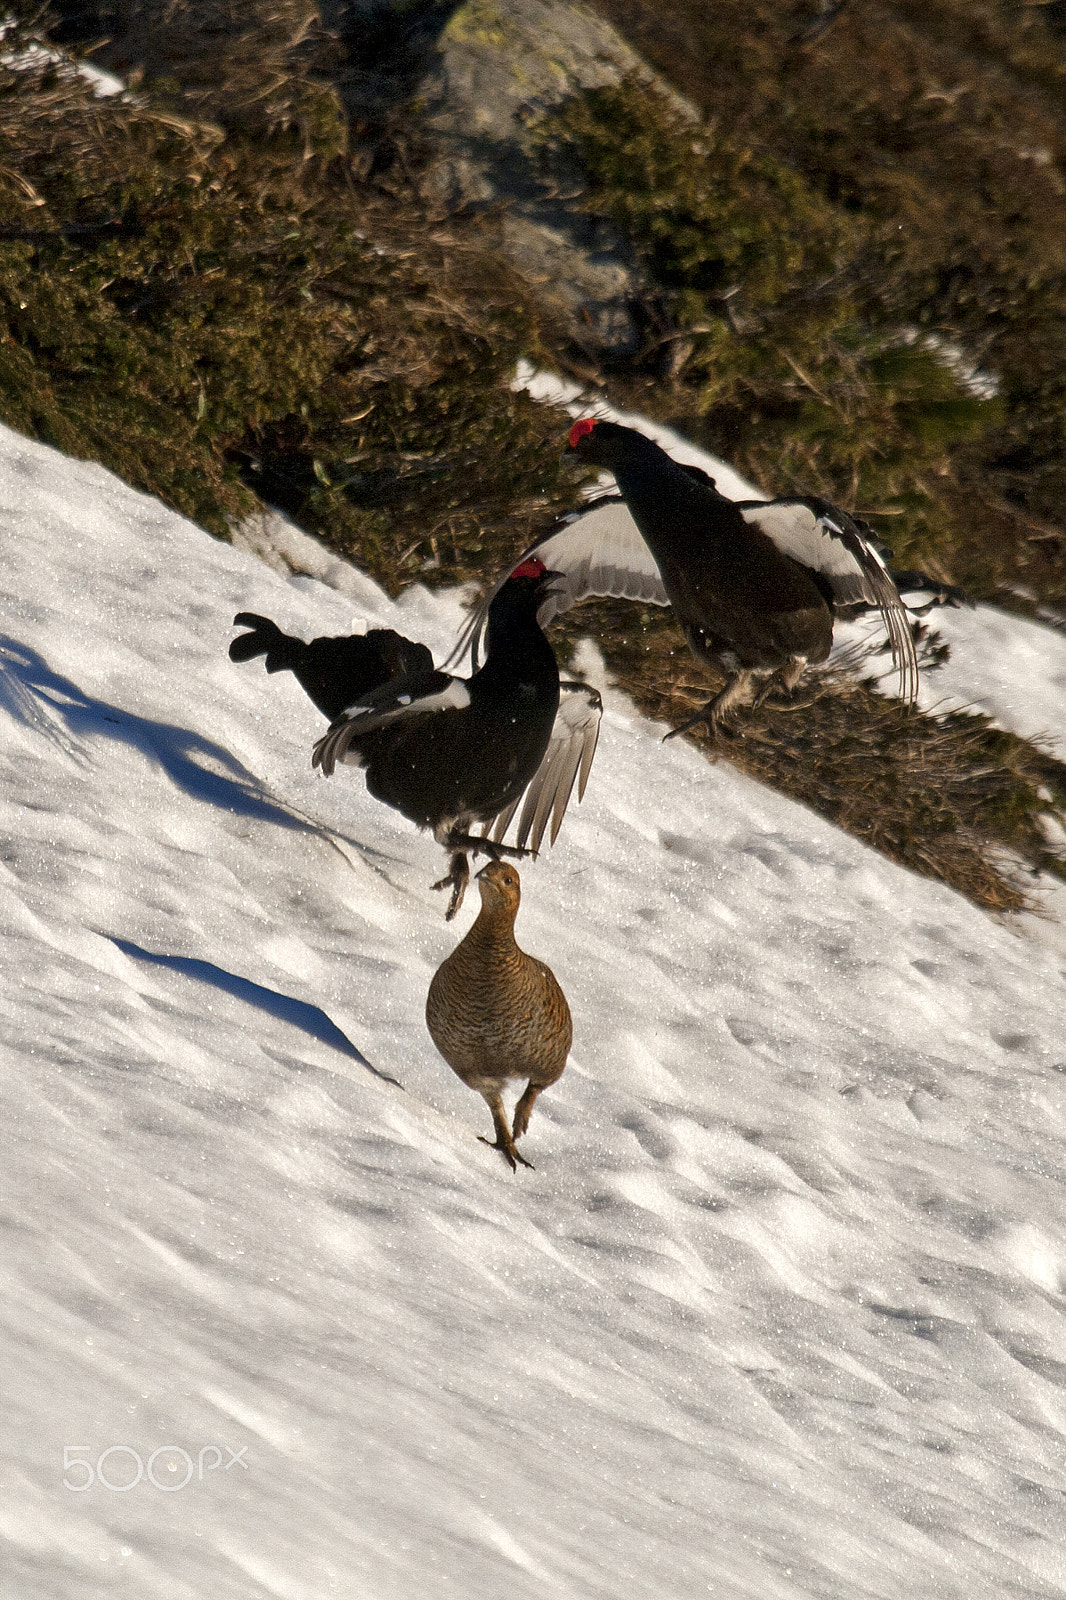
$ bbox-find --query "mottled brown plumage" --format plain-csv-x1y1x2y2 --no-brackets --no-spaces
425,861,572,1171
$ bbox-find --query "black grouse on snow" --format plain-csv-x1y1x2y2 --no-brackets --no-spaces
229,614,433,720
309,558,601,918
454,419,921,737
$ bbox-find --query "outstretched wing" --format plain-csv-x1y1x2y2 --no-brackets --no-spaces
447,499,668,670
737,497,919,703
482,682,602,854
311,669,469,777
451,485,920,701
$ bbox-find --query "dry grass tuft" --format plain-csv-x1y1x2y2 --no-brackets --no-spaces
551,602,1066,913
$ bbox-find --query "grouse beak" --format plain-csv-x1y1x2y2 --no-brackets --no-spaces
475,861,503,895
537,568,567,602
476,860,522,899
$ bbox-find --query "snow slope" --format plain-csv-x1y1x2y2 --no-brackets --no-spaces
2,422,1066,1600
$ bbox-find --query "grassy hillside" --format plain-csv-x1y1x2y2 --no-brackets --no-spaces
2,0,1065,912
591,0,1066,611
0,3,581,582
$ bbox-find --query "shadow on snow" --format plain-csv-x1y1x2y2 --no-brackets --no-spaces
0,634,314,830
110,936,403,1087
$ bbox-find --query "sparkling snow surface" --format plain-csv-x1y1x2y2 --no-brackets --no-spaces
3,422,1066,1600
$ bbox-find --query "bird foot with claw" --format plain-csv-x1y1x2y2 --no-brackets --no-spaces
478,1134,534,1172
432,858,469,921
663,714,736,743
474,840,538,864
434,882,465,921
445,833,538,864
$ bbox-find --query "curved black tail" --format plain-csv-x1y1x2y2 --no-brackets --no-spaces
229,613,434,720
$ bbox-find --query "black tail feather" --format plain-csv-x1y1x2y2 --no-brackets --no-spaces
229,614,305,672
229,613,434,720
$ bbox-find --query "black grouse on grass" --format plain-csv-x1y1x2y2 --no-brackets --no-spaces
309,558,600,918
454,419,921,736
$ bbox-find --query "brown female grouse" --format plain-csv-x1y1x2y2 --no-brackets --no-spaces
425,861,572,1171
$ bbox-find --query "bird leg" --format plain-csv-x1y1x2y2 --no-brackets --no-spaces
752,657,807,712
478,1091,534,1172
664,670,754,741
511,1082,543,1142
432,838,538,920
431,850,470,921
455,833,537,863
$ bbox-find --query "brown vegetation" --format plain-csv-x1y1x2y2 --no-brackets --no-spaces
560,602,1066,913
591,0,1066,608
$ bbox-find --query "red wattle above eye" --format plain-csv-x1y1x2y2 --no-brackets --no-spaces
568,418,597,447
511,556,547,580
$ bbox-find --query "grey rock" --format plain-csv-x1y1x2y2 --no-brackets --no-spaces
334,0,695,358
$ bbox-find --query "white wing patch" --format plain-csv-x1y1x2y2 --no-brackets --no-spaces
447,500,668,670
533,501,669,621
391,679,470,716
312,676,470,776
449,484,918,703
482,682,602,854
739,499,919,703
739,502,870,598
